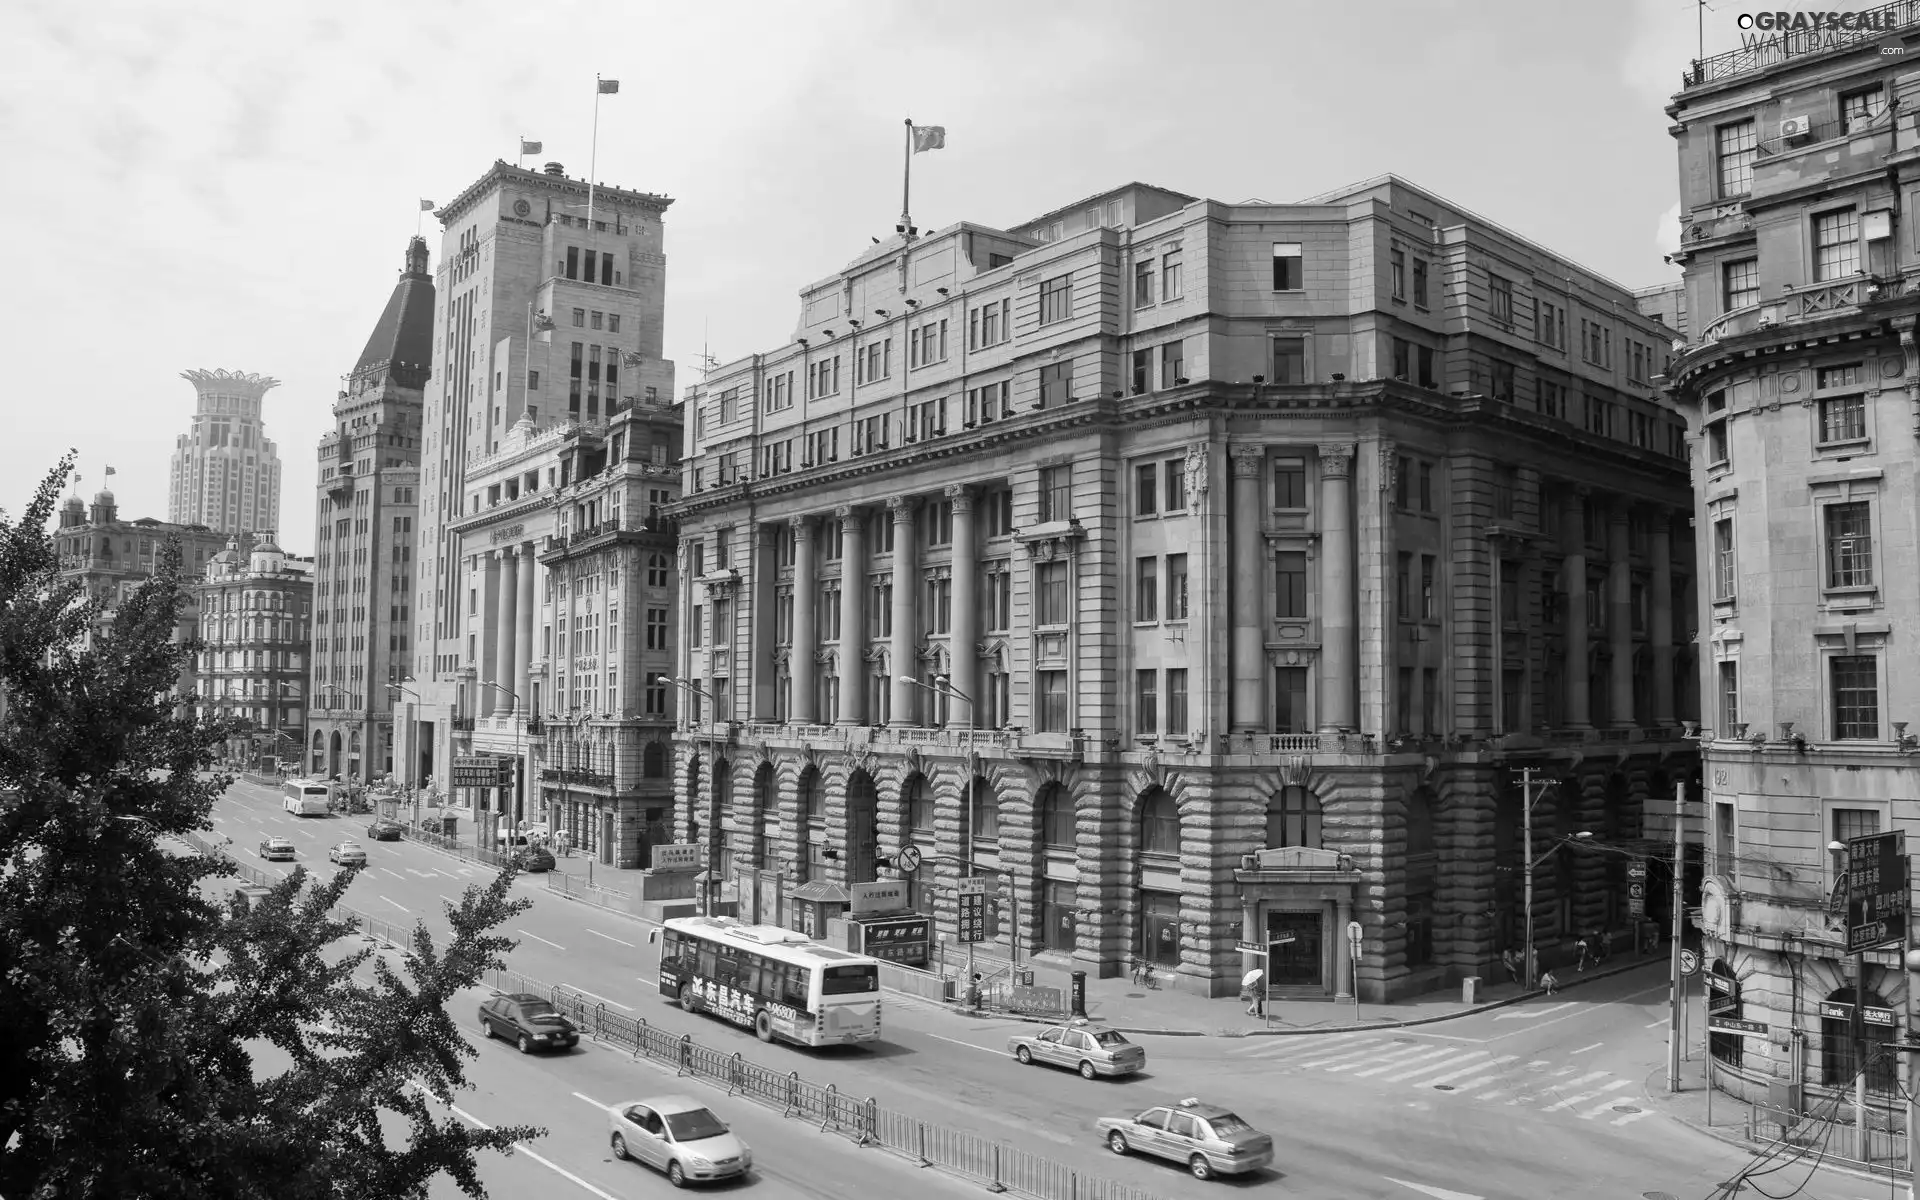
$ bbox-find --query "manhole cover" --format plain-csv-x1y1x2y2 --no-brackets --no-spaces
1393,1036,1419,1043
1643,1192,1679,1200
1125,992,1146,999
1614,1105,1643,1114
1432,1084,1456,1091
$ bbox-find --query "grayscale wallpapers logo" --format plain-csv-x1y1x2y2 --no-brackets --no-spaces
1735,10,1907,55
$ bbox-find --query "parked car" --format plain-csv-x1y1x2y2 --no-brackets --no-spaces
327,839,367,865
608,1095,751,1188
511,845,556,873
1008,1020,1146,1079
364,818,404,841
477,993,579,1054
1097,1098,1273,1180
257,836,295,862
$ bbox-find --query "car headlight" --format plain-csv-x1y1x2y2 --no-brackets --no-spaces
684,1156,710,1168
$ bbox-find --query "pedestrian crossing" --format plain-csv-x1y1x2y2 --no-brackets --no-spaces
1231,1033,1651,1126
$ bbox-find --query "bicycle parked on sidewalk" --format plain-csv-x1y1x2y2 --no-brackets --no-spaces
1130,958,1160,989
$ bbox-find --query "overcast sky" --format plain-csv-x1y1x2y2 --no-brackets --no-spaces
4,0,1785,552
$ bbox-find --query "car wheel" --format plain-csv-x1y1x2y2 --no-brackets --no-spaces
1015,1046,1033,1065
754,1008,774,1042
1078,1059,1098,1080
1107,1131,1130,1156
516,1034,532,1054
667,1160,687,1188
1189,1155,1213,1181
480,1017,494,1039
610,1132,628,1161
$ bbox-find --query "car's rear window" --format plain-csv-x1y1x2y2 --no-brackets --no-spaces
1207,1113,1254,1136
1092,1030,1131,1048
517,1001,559,1019
821,964,878,995
665,1109,729,1142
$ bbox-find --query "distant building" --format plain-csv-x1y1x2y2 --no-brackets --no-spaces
169,369,285,536
307,237,432,783
1633,280,1689,341
1665,16,1920,1114
192,533,314,769
672,175,1698,1001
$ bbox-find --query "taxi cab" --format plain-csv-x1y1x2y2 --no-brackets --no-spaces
1007,1019,1146,1079
1096,1097,1274,1180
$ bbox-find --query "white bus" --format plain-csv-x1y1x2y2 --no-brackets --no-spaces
651,916,882,1047
283,779,331,816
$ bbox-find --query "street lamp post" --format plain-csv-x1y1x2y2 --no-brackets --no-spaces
900,674,982,982
478,681,523,852
1513,767,1563,991
387,681,423,830
661,676,722,916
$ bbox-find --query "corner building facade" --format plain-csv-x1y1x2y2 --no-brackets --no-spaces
1665,25,1920,1114
674,177,1700,1001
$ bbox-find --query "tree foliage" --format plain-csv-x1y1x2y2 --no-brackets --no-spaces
0,459,542,1199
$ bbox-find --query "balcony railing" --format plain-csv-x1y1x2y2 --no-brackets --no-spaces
451,717,475,732
540,767,613,789
1697,276,1875,346
1683,0,1920,87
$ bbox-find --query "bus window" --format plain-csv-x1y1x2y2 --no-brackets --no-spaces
696,942,718,980
782,965,811,1009
660,930,685,972
742,954,764,998
714,946,739,987
822,964,880,995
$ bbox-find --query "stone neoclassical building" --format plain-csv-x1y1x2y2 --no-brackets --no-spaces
672,176,1701,1001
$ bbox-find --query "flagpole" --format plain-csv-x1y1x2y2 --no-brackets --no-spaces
588,79,603,232
901,117,913,232
518,136,525,170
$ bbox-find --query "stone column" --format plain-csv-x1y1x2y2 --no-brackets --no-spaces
1317,443,1358,733
889,496,919,726
790,516,817,724
1563,492,1591,729
1229,446,1266,732
1334,897,1354,999
948,485,979,727
491,549,518,717
1650,513,1676,726
837,506,868,725
750,524,779,721
476,555,499,716
1607,505,1634,726
515,542,536,716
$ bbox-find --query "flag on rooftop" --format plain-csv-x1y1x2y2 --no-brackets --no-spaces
598,79,620,94
520,138,543,155
418,199,434,212
912,125,946,153
104,466,116,476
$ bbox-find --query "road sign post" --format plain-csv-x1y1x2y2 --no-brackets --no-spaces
1846,831,1908,1157
957,876,987,1008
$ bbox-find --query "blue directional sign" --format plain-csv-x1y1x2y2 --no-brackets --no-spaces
1846,831,1908,953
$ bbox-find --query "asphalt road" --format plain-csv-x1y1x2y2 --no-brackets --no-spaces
215,779,1891,1200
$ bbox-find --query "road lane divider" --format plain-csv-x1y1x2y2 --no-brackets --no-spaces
427,1088,622,1200
379,896,410,913
380,868,405,881
586,928,634,948
517,929,566,951
556,984,633,1012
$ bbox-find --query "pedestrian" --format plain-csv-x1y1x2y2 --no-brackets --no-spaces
1539,968,1559,996
1501,948,1521,985
1241,967,1265,1016
1575,935,1590,972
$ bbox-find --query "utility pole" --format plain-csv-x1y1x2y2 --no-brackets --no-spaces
1522,769,1536,990
1668,776,1687,1094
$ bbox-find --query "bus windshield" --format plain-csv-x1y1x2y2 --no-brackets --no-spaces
821,964,879,995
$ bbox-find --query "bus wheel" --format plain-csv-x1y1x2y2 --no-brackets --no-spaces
754,1009,774,1042
678,982,698,1012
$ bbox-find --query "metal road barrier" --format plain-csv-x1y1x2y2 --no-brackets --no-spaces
1748,1100,1909,1178
545,870,631,905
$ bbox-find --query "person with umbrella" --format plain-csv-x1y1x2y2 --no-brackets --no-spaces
1241,966,1265,1016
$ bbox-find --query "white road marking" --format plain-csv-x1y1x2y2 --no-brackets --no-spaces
573,1091,614,1113
407,869,437,878
1610,1110,1652,1127
635,973,657,988
586,928,635,948
378,895,410,912
923,1030,1007,1056
1378,1051,1495,1084
440,894,457,906
1246,1031,1365,1058
1541,1079,1630,1111
1493,1001,1575,1021
1423,1055,1517,1086
1579,1095,1632,1119
1325,1044,1446,1074
448,1096,620,1200
1296,1041,1399,1069
517,928,565,951
1570,1042,1603,1055
559,984,634,1012
381,868,405,881
1352,1047,1461,1078
1645,1016,1670,1028
1382,1177,1485,1200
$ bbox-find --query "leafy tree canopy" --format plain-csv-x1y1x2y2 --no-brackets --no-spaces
0,458,541,1199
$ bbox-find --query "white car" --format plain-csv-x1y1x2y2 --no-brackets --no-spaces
327,840,367,865
608,1095,751,1188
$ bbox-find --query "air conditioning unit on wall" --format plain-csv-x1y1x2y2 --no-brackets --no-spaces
1780,115,1814,143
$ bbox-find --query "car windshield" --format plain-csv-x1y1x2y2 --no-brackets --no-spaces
664,1109,729,1142
1091,1030,1130,1048
1206,1113,1254,1136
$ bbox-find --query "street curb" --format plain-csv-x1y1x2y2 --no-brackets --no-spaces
947,956,1654,1037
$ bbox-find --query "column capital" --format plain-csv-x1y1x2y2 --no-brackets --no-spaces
494,546,514,562
1183,443,1210,498
835,504,866,526
1377,441,1397,493
1317,443,1355,478
1229,444,1265,479
945,483,974,514
790,514,816,542
887,495,918,521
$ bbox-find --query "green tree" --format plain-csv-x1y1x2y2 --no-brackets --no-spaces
0,458,542,1199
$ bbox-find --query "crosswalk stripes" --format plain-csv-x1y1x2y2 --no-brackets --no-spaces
1232,1034,1651,1124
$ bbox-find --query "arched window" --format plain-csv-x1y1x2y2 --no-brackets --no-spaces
1139,789,1180,856
1266,787,1322,849
1040,783,1075,849
970,776,998,840
642,742,665,778
904,775,933,834
1822,986,1897,1095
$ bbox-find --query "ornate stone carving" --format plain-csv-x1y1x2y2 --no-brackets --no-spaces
887,495,917,521
790,514,814,541
922,565,952,582
1378,441,1397,494
1183,443,1210,498
1280,755,1311,787
1229,444,1265,479
1317,443,1355,479
835,503,863,526
945,483,974,513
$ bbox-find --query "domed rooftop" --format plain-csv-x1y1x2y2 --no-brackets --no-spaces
92,488,115,506
63,494,83,510
251,534,282,555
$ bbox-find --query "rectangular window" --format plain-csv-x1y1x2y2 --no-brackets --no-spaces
1272,457,1306,508
1039,274,1073,325
1275,666,1309,733
1160,340,1184,388
590,310,603,330
1392,338,1410,381
1135,670,1158,734
1133,259,1154,308
1500,560,1521,623
1831,655,1879,740
1707,419,1729,465
1135,557,1158,621
1841,84,1887,134
1036,560,1070,626
1161,249,1182,300
1421,555,1437,620
1130,349,1151,394
1039,361,1071,408
1814,209,1859,281
571,308,585,327
1489,359,1515,403
1135,462,1157,516
1165,668,1188,734
1422,668,1439,734
1396,552,1412,619
986,569,1011,631
1038,465,1071,523
1722,258,1759,311
1271,242,1303,291
1489,274,1513,324
1271,336,1306,385
1275,551,1307,619
1036,670,1069,732
1825,501,1874,587
1417,345,1436,389
1162,456,1186,511
1819,394,1866,442
1418,461,1434,512
1390,247,1406,301
1716,119,1757,198
1412,258,1429,308
1165,553,1188,620
1718,660,1739,732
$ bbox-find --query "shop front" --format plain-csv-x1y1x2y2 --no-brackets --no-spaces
1234,846,1362,1001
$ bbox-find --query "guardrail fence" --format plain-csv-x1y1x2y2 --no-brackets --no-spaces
1748,1100,1909,1178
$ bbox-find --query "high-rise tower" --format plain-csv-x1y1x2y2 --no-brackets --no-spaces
308,236,433,784
410,159,674,789
168,369,284,536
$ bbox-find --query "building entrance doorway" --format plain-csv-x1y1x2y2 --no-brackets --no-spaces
1267,910,1324,987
